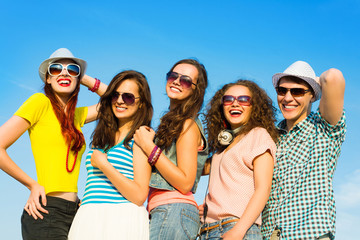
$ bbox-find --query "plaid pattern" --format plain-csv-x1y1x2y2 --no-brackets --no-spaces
262,110,346,240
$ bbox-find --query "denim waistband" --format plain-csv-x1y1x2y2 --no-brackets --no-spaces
45,196,79,215
202,216,239,228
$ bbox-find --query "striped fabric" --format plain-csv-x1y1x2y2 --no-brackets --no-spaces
81,140,134,205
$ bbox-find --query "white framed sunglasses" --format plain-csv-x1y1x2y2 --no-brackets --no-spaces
48,63,81,77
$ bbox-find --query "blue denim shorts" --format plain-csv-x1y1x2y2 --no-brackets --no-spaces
149,202,200,240
199,217,262,240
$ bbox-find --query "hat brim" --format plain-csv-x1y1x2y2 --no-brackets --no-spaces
39,57,87,82
272,73,321,101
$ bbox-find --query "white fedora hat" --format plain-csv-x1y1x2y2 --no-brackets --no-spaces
38,48,87,82
272,60,321,101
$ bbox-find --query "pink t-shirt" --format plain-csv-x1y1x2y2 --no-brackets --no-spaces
204,127,276,225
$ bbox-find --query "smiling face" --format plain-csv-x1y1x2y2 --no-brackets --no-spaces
166,63,198,104
111,79,141,125
46,59,79,103
223,85,252,129
277,77,315,129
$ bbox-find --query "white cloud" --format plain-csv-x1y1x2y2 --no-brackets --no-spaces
10,80,37,92
335,169,360,239
336,211,360,239
335,169,360,209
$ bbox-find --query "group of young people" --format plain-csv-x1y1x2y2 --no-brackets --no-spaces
0,48,346,240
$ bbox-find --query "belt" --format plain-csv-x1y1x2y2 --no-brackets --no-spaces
200,219,238,234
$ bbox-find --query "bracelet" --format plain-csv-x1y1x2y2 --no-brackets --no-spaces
88,78,101,92
152,147,162,166
148,145,162,166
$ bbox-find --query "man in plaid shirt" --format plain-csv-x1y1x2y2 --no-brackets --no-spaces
262,61,346,240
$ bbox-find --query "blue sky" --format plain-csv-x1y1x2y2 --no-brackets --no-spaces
1,0,359,239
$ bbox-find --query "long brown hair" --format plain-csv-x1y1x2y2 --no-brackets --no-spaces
155,59,208,151
205,80,278,154
44,67,85,152
91,70,153,151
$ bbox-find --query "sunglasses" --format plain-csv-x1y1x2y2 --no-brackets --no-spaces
112,91,139,105
166,72,197,89
48,63,81,77
222,95,251,106
276,87,311,97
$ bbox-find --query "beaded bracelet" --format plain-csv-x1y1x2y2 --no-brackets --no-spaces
88,78,101,92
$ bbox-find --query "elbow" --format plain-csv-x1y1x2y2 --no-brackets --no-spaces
131,194,148,206
176,184,193,195
322,68,345,87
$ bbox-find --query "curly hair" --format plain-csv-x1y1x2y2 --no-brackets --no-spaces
91,70,153,151
205,79,278,154
155,59,208,151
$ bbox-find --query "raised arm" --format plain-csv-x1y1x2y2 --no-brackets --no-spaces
80,75,108,124
0,116,48,219
134,119,202,194
319,68,345,125
90,143,151,206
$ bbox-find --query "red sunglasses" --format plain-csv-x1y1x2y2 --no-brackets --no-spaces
222,95,251,106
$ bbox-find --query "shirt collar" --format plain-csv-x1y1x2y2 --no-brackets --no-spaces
277,112,315,134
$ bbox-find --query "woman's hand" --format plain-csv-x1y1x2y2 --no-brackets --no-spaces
90,150,108,169
24,182,48,220
134,126,156,155
221,227,244,240
198,204,205,217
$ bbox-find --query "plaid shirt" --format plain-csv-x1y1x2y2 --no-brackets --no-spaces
262,110,346,240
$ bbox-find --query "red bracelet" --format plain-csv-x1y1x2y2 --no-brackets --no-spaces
152,148,162,166
148,146,158,165
88,78,101,92
148,145,162,166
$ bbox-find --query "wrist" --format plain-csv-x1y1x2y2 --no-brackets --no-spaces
28,180,39,190
148,145,162,166
88,78,101,92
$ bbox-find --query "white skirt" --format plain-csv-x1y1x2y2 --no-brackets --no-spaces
68,203,149,240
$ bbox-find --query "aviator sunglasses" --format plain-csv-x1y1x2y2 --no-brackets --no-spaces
166,72,197,89
222,95,251,106
276,87,311,97
48,63,81,77
112,91,139,105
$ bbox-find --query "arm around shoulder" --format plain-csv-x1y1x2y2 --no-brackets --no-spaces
319,68,345,125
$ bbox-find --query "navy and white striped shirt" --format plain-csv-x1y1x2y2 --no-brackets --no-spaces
81,140,134,205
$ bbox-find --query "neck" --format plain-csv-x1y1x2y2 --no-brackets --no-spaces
116,120,133,142
286,108,312,131
54,93,70,108
286,116,306,131
169,99,180,111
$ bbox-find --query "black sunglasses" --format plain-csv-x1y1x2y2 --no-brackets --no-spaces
112,92,139,105
48,63,80,77
276,87,311,97
166,72,197,89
